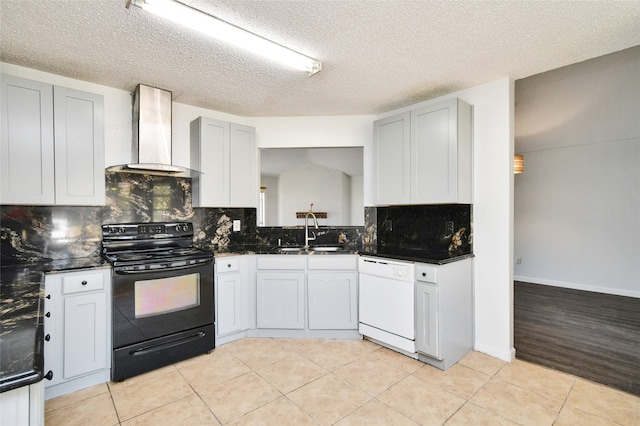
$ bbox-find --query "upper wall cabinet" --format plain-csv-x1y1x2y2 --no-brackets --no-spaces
190,117,257,208
1,75,105,205
372,112,411,204
373,98,472,205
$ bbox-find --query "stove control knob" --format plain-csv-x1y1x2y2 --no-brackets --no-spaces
182,224,189,232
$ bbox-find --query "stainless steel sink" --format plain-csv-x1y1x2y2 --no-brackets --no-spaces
310,246,341,252
277,247,304,253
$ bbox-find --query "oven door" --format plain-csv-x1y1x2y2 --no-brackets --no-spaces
112,258,214,350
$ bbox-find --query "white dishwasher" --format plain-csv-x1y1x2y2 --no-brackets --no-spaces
358,256,416,355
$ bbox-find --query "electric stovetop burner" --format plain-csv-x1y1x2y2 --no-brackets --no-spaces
101,222,213,266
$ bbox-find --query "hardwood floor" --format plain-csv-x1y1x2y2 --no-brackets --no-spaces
514,281,640,396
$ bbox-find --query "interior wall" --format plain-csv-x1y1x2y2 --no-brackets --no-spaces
514,46,640,298
249,116,375,149
249,115,375,207
350,175,364,225
375,77,515,362
277,163,350,226
261,175,279,227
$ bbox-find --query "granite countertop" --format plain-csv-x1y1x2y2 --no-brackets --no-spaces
360,247,474,265
214,245,472,265
212,244,358,256
0,256,107,393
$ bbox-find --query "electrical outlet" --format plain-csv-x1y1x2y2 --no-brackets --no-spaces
516,257,522,264
233,220,241,232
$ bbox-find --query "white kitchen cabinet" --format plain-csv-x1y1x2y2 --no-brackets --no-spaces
372,112,411,204
256,272,306,329
52,86,105,205
215,256,248,337
43,268,111,400
415,258,472,370
307,256,358,330
256,256,306,329
0,381,44,426
415,283,439,358
372,98,472,205
190,116,257,208
1,74,105,206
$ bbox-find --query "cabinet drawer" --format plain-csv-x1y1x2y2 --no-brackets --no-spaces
307,256,357,270
257,256,306,270
217,258,240,273
416,264,438,284
62,271,105,294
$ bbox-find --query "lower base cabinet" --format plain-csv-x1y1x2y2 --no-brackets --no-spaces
256,272,306,329
415,283,440,357
216,257,247,337
415,258,473,370
0,381,44,426
43,268,111,399
308,272,358,330
254,255,359,335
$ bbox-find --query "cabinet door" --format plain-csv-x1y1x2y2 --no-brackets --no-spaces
53,86,105,205
256,272,305,329
63,292,108,379
373,112,411,205
229,123,257,207
0,386,30,426
1,75,55,204
410,98,472,203
410,100,457,203
191,117,229,207
216,271,244,336
416,283,439,358
308,272,357,329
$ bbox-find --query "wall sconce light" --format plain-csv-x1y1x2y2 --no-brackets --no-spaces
127,0,322,75
514,154,524,174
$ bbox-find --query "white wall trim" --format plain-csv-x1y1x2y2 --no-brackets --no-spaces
514,275,640,298
473,343,515,363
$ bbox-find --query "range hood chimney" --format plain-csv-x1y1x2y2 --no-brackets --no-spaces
106,84,199,177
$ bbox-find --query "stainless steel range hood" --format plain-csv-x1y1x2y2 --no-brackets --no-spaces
106,84,200,177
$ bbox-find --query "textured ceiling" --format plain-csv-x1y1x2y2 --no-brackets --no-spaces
1,0,639,117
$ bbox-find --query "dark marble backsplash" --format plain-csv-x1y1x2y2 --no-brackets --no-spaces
1,171,471,264
0,172,257,264
256,226,364,251
376,204,472,254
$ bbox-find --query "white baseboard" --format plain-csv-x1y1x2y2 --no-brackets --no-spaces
473,342,514,363
514,275,639,298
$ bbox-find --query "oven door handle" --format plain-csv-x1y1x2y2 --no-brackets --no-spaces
114,260,213,275
130,331,207,356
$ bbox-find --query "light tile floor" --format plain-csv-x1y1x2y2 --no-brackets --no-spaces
44,338,640,425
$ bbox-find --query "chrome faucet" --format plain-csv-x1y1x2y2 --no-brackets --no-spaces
304,203,319,250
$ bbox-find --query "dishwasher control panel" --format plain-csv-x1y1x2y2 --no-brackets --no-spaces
393,267,410,279
359,256,415,282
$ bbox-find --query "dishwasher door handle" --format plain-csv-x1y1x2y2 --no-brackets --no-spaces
362,259,388,265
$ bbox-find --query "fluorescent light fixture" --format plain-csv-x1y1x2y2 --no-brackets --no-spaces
128,0,322,75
